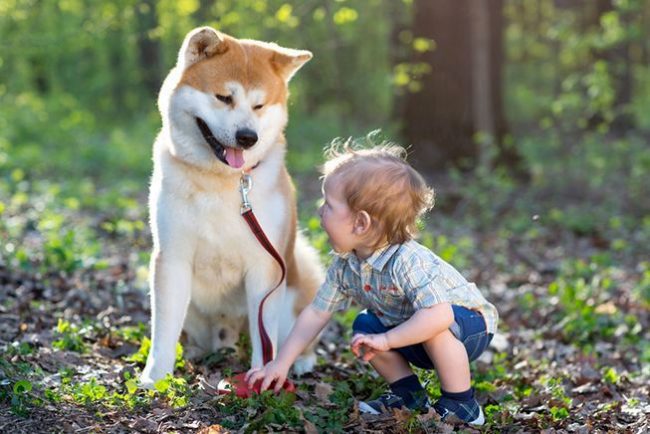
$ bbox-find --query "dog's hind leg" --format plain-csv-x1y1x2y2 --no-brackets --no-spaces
210,314,245,352
184,307,245,361
182,302,213,360
293,345,318,375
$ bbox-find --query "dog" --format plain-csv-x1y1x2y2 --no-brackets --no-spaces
140,26,323,387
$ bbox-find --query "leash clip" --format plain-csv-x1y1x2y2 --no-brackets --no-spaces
240,173,253,214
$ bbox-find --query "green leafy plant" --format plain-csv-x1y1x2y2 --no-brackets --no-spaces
602,366,620,385
540,375,572,418
115,323,148,343
153,374,192,408
633,262,650,308
420,233,474,272
124,337,185,370
52,319,89,353
549,405,570,421
304,380,356,434
71,377,107,405
218,388,302,431
546,258,643,347
0,379,33,416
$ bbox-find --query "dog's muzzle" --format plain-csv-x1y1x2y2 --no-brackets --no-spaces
195,118,256,169
196,117,228,165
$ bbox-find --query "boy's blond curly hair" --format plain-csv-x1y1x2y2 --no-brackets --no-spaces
321,135,434,248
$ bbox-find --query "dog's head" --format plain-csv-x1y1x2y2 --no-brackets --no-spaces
159,27,311,172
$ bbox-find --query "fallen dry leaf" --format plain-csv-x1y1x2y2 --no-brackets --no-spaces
314,381,334,401
197,424,230,434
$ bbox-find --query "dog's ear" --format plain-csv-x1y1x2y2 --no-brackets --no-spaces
271,47,313,82
178,27,228,69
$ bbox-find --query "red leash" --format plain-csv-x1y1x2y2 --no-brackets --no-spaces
216,173,296,397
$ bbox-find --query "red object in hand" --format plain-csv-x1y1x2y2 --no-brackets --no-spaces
217,372,296,398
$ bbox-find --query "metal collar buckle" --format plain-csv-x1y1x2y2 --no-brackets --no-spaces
239,173,253,214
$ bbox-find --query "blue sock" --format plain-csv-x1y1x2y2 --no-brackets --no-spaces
389,375,427,408
441,387,474,402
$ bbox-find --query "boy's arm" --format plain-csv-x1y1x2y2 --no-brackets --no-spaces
246,304,332,391
276,304,333,367
351,303,453,358
385,302,453,347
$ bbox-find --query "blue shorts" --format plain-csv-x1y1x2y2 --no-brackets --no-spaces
352,305,493,369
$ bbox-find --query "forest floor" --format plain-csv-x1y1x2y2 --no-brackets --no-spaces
0,174,649,433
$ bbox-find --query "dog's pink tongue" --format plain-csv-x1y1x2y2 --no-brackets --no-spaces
225,148,245,168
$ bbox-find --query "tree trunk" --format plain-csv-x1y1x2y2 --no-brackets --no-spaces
402,0,520,174
486,0,521,169
388,0,411,126
402,0,473,171
136,0,162,99
470,0,494,168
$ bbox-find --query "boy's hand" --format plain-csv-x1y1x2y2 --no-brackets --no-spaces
245,360,290,393
350,333,390,362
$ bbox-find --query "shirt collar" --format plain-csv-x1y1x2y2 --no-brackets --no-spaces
337,243,401,274
364,243,401,271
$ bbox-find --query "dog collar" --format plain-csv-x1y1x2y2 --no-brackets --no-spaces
241,160,261,174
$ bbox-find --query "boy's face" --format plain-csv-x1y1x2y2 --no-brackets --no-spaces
318,177,359,254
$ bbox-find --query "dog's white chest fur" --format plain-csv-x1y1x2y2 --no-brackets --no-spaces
185,179,287,317
152,156,286,313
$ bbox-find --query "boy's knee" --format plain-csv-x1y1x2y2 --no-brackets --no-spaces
352,310,385,334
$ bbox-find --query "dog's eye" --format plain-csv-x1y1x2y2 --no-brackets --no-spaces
216,94,233,105
253,104,264,111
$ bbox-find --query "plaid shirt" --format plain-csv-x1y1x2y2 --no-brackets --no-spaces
311,240,498,334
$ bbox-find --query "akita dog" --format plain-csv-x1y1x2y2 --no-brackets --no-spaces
140,27,323,386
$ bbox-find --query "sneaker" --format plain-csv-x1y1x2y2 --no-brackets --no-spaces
359,392,431,415
433,396,485,425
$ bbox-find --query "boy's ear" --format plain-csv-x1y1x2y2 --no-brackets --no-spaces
353,211,372,235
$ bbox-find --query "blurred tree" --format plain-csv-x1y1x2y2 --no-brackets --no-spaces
1,0,648,185
137,0,163,99
193,0,215,23
589,0,634,131
401,0,523,174
508,0,647,136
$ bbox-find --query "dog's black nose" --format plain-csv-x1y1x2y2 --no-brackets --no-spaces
236,129,258,149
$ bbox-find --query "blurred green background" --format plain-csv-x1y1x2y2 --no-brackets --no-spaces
0,0,649,265
1,2,649,428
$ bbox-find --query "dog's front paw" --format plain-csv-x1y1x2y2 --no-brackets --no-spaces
139,374,157,390
140,362,171,390
293,353,317,376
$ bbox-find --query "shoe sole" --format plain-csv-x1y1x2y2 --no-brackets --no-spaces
358,401,381,415
469,406,485,425
362,400,483,425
